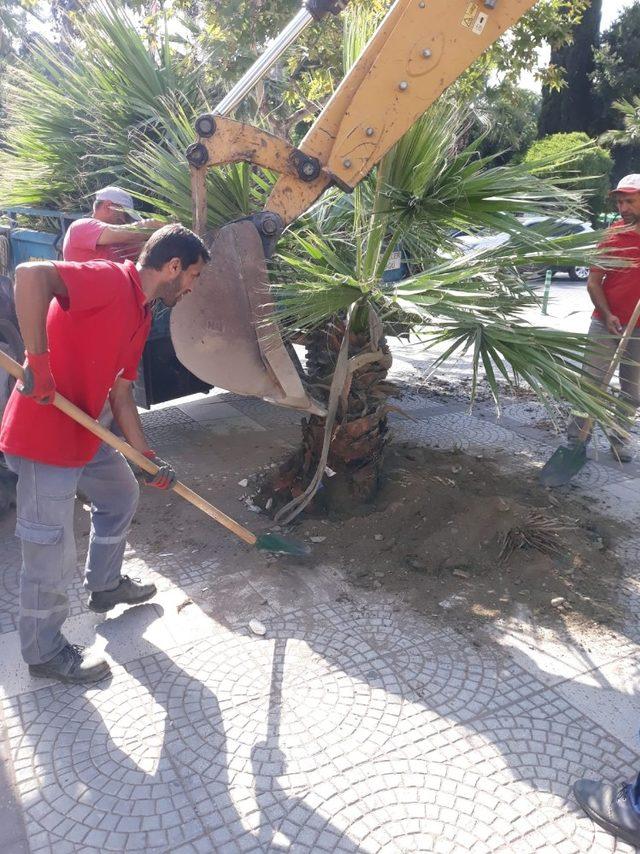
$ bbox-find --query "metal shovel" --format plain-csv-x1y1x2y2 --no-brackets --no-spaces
539,297,640,488
0,350,309,556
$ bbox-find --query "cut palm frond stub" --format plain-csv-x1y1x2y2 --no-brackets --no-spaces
499,513,577,562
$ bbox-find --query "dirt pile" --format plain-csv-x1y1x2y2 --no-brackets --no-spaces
290,443,630,631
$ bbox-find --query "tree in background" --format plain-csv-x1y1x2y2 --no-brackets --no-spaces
468,82,540,166
0,0,38,55
592,2,640,128
538,0,601,136
600,97,640,149
591,2,640,180
523,132,613,221
0,0,41,127
0,1,207,208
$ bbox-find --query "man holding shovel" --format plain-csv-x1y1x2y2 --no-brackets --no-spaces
567,174,640,462
0,224,209,684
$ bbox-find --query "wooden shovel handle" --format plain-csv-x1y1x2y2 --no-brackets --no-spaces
0,349,257,546
578,296,640,442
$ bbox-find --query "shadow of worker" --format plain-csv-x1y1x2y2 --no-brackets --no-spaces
251,638,367,853
98,606,364,852
91,603,253,850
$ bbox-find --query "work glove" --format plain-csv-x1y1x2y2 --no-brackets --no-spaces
141,449,177,490
18,351,56,405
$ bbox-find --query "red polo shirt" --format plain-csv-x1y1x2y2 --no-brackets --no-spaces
0,260,151,467
63,218,141,263
592,221,640,327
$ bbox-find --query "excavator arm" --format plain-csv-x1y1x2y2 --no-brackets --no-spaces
173,0,539,412
268,0,539,224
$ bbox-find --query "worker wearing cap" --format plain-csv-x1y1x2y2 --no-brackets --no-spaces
568,174,640,462
63,186,164,263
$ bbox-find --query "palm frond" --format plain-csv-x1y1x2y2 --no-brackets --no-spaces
424,320,626,429
0,0,205,208
127,96,269,227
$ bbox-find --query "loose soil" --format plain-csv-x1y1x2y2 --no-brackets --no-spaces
286,442,631,633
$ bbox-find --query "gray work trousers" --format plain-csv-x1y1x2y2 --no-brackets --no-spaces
5,444,139,665
568,318,640,445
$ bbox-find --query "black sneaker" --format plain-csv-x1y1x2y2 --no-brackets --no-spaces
29,643,110,684
87,575,157,613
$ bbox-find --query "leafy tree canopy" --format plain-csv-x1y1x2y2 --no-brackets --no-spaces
172,0,591,122
592,1,640,132
523,132,613,221
467,82,540,165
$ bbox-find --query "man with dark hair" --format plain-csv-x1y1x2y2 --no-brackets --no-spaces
138,223,211,272
63,185,165,263
0,224,210,684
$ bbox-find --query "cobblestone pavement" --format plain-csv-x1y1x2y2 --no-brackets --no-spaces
2,316,640,851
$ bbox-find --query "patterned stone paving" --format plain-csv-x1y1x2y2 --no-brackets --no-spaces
139,406,202,447
1,392,639,853
2,603,638,853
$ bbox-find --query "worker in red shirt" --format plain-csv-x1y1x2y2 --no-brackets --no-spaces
63,185,165,263
568,174,640,461
0,225,210,684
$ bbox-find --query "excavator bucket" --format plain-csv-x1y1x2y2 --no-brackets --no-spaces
170,220,326,415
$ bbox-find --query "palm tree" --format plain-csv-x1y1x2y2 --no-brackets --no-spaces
262,102,622,519
1,3,624,521
0,0,204,207
600,97,640,147
239,7,623,520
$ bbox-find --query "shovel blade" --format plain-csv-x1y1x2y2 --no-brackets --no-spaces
170,220,325,415
255,532,311,557
539,443,588,488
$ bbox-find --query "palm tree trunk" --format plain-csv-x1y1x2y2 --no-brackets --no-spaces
259,316,394,514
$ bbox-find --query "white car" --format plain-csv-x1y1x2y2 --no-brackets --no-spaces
455,216,593,281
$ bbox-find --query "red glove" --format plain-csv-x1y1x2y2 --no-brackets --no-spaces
19,351,56,405
142,449,177,490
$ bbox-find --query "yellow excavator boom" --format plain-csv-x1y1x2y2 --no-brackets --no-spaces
267,0,538,223
176,0,539,413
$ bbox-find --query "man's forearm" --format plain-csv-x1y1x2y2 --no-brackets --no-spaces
98,221,163,247
109,383,149,452
587,271,611,317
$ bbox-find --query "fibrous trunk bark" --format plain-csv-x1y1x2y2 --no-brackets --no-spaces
259,316,394,515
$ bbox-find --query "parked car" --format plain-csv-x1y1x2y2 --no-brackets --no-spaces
454,215,594,281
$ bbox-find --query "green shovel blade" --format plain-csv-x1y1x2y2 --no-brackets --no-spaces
539,443,588,488
255,532,311,557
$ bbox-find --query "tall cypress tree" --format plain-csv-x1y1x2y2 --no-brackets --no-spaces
538,0,602,136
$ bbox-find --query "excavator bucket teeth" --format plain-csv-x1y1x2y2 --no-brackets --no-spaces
170,220,326,415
